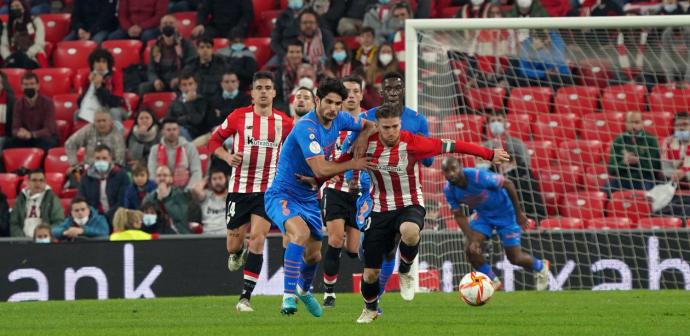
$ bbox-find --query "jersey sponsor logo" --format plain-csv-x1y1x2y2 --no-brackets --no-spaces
309,133,316,140
309,141,321,154
376,164,405,173
246,136,279,148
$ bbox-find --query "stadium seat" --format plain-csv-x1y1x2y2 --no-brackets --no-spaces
557,140,605,168
0,173,20,199
32,68,73,97
579,112,625,143
536,165,582,194
173,11,196,38
45,172,66,196
39,13,71,43
649,85,688,114
507,87,553,116
505,113,532,142
2,68,26,95
465,87,506,112
102,40,143,69
439,6,460,18
245,37,273,69
583,165,609,191
439,114,484,143
607,190,651,223
52,93,79,126
2,148,45,173
254,9,281,37
142,92,177,119
539,217,586,230
587,217,635,230
123,119,135,140
56,120,71,146
641,111,674,139
533,113,579,143
213,38,229,51
601,84,647,113
53,41,97,70
637,217,683,229
197,146,209,172
555,86,599,115
526,140,555,170
122,92,140,112
558,191,607,220
60,198,72,216
577,58,611,89
44,147,71,174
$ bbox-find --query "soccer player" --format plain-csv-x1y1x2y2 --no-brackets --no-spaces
265,78,376,316
441,156,550,293
208,71,294,312
343,104,510,323
321,75,367,308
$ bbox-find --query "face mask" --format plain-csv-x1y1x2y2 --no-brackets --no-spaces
517,0,532,8
421,51,437,63
23,88,36,98
675,130,690,141
664,4,678,12
93,160,110,173
161,25,176,37
35,237,51,243
74,216,88,226
231,43,245,52
489,121,505,136
475,162,492,170
299,77,314,89
471,0,484,5
379,53,393,65
288,0,303,10
332,50,347,62
223,89,238,99
379,0,390,4
143,214,157,227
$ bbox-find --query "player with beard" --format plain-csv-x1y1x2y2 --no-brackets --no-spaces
291,86,316,120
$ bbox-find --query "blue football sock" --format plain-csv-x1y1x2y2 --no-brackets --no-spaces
476,263,497,279
532,258,544,272
378,257,395,295
283,242,304,295
297,259,318,292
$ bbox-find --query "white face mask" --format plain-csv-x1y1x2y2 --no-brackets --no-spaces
74,216,88,226
35,237,51,244
489,121,505,136
517,0,532,8
471,0,484,6
421,51,437,63
298,77,314,89
664,4,678,12
379,53,393,65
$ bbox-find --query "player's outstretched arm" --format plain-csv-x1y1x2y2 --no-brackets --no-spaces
306,155,375,180
408,133,509,163
503,179,530,230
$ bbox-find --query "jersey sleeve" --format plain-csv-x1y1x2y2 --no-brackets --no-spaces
294,122,324,160
443,183,461,210
477,169,505,190
338,111,365,132
208,112,239,153
406,133,444,160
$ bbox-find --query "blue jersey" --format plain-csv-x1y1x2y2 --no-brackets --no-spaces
443,168,514,219
269,110,364,201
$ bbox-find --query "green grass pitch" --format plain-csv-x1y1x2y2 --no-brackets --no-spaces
2,291,689,336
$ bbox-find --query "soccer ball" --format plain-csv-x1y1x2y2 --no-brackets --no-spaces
459,272,494,306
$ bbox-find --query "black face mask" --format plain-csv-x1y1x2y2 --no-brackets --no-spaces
161,26,176,37
9,9,22,20
23,88,36,98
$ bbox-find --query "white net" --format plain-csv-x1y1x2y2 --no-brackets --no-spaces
410,16,690,291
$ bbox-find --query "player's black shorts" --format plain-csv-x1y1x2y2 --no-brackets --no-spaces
362,204,426,269
226,192,270,229
321,188,358,228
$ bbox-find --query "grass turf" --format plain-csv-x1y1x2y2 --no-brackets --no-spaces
2,291,689,336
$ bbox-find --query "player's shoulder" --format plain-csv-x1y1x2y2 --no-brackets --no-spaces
399,130,417,141
271,108,292,119
403,106,425,120
364,107,377,120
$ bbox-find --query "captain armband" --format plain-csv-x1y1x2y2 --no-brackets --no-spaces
441,139,455,153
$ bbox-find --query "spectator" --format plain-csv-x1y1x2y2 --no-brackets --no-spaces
390,2,412,70
467,5,516,89
108,0,168,43
65,110,126,168
297,8,334,69
216,31,258,91
140,200,176,234
33,223,53,243
269,0,308,62
517,30,574,90
124,163,157,210
182,36,228,99
78,144,130,222
661,112,690,189
586,0,623,16
609,8,656,88
76,48,126,125
169,0,199,13
363,0,398,43
660,27,690,87
147,117,202,190
336,0,376,36
506,0,549,17
9,169,64,237
192,0,253,39
167,73,212,144
658,0,683,15
482,110,531,170
64,0,119,44
607,111,661,192
208,71,251,131
0,0,50,15
294,63,317,93
53,197,110,241
127,110,160,166
4,72,57,151
0,190,8,236
455,0,490,18
272,41,306,109
142,165,194,233
290,86,315,120
323,40,364,80
424,199,444,230
354,26,379,71
190,168,227,235
1,0,46,69
0,71,16,151
140,15,197,95
365,42,400,90
110,208,152,241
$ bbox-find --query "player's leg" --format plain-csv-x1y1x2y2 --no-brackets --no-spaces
226,224,249,270
323,218,346,307
279,215,313,314
378,237,398,296
296,236,324,317
499,224,550,291
465,217,499,282
357,213,391,324
236,214,271,312
396,205,426,301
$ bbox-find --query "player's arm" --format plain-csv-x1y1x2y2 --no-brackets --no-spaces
451,206,473,238
407,134,510,163
306,154,373,180
503,179,530,230
208,113,241,166
350,119,377,159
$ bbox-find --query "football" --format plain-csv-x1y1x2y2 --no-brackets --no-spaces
459,272,495,306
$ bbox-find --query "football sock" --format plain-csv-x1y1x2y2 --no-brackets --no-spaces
323,245,341,294
477,263,497,279
346,251,359,259
361,278,380,311
398,241,419,274
297,258,318,292
240,252,262,301
379,257,395,294
283,242,304,295
532,258,544,272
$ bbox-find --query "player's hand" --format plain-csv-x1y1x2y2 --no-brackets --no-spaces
327,175,341,184
350,157,376,171
295,173,318,190
227,153,243,168
517,213,530,230
491,149,510,164
352,132,374,159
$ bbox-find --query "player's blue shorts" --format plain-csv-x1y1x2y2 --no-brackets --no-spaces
470,215,522,247
264,187,324,240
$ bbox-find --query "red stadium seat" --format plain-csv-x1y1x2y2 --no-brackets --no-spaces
173,11,197,38
0,173,20,199
579,112,625,143
557,140,605,168
588,217,635,230
56,120,71,146
505,113,532,142
245,37,273,69
439,114,484,143
44,147,71,174
555,86,600,115
601,84,646,113
2,68,26,95
637,217,683,229
507,87,553,116
607,190,651,223
122,92,140,112
32,68,73,97
142,92,177,119
45,172,66,196
254,10,281,37
123,119,135,140
197,146,209,172
54,41,97,70
536,165,582,194
2,148,45,173
583,165,609,192
539,217,586,230
252,0,278,20
53,93,79,123
578,58,611,89
533,113,579,143
102,40,143,69
213,38,229,51
39,13,71,43
466,87,506,112
649,85,688,114
61,198,72,216
526,140,555,170
439,6,460,18
558,191,607,220
642,111,674,139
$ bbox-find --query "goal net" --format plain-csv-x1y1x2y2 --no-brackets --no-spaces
406,15,690,292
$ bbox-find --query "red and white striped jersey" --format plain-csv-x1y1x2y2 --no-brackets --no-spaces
208,105,294,193
323,130,351,192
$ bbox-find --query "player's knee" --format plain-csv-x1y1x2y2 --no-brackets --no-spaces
327,234,344,249
304,250,322,264
248,233,266,253
363,268,380,283
400,225,420,245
